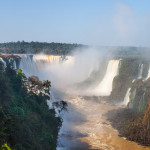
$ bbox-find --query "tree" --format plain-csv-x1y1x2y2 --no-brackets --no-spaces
43,80,51,88
17,69,26,79
1,143,11,150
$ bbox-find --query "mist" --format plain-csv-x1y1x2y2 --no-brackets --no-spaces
39,47,111,95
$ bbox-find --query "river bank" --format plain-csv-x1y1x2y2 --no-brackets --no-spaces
107,108,150,148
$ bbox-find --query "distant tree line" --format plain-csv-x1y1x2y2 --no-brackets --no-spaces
0,41,86,55
0,41,149,58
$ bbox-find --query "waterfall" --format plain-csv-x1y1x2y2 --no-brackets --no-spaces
13,60,17,70
63,56,75,65
19,54,74,77
33,55,62,64
146,64,150,79
138,64,143,79
18,55,119,97
47,89,63,117
123,88,131,106
138,91,146,112
0,57,6,68
123,79,136,106
19,55,39,77
92,60,120,96
123,64,144,106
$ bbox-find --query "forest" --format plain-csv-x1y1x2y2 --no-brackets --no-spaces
0,41,150,59
0,61,61,150
0,41,85,55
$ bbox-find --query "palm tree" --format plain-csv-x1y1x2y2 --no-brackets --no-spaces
43,80,51,88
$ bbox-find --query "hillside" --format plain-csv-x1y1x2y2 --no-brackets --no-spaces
0,61,61,150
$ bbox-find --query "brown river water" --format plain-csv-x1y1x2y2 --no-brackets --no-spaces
57,96,150,150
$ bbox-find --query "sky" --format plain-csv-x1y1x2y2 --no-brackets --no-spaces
0,0,150,46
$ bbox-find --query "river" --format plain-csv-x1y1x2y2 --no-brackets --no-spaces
57,95,150,150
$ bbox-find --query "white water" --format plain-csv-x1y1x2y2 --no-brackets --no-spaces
19,54,75,78
32,54,74,65
19,55,39,77
123,88,131,106
33,55,62,64
19,56,119,96
47,89,62,117
146,64,150,79
92,60,120,96
30,52,101,90
0,57,6,68
138,64,143,79
13,60,17,69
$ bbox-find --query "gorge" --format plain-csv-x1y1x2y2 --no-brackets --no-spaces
0,49,150,150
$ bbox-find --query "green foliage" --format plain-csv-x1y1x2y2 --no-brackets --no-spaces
11,107,25,117
43,80,51,88
0,63,61,150
119,58,139,77
0,41,85,55
1,143,11,150
17,69,26,79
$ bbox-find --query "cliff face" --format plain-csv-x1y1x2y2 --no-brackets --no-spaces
129,78,150,119
110,58,149,103
108,58,150,147
0,54,21,69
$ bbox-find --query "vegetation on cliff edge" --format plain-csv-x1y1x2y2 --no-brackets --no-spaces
0,61,61,150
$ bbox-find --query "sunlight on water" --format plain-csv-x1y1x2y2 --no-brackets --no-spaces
92,60,120,96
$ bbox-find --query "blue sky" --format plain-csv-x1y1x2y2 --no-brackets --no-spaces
0,0,150,46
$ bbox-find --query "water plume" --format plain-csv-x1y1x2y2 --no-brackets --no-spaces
91,60,120,96
40,47,107,92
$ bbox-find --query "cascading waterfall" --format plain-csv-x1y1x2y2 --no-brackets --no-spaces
123,63,145,107
92,60,120,96
32,55,74,65
13,60,17,70
123,79,136,106
19,55,74,77
19,55,39,77
47,89,61,117
138,64,143,79
123,88,131,106
33,55,62,64
63,56,75,65
146,64,150,79
0,57,6,68
139,91,146,112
